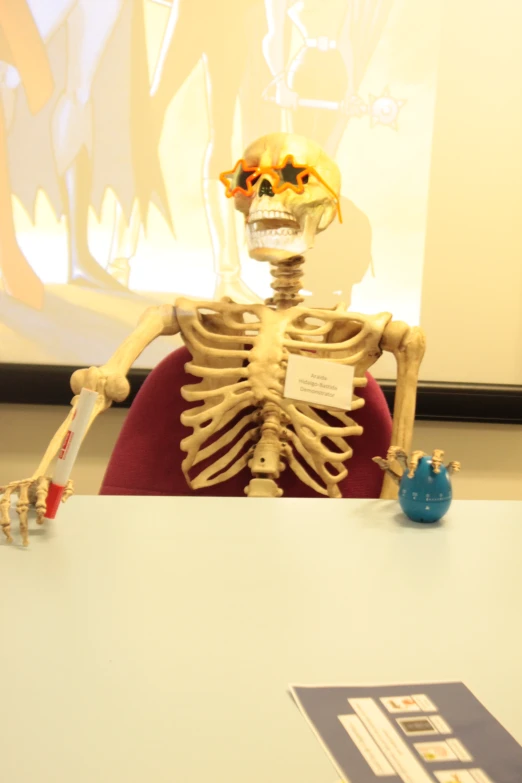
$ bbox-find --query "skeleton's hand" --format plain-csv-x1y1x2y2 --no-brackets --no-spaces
372,446,409,484
447,461,461,475
0,477,74,546
372,456,401,484
374,447,461,483
387,446,409,472
0,366,126,546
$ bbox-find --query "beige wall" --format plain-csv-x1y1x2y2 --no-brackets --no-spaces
2,403,521,500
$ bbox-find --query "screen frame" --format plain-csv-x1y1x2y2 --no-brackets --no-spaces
1,364,521,424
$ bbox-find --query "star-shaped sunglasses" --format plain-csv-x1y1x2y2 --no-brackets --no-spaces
219,155,342,223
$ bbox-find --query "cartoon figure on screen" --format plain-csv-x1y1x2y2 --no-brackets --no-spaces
3,0,169,300
0,133,426,546
374,447,461,523
0,0,54,310
262,0,404,149
108,0,287,303
261,0,403,305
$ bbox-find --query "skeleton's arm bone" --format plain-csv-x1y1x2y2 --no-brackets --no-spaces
1,305,179,543
380,321,426,499
34,305,180,481
92,304,179,379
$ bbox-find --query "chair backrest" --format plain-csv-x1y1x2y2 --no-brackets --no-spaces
100,346,392,498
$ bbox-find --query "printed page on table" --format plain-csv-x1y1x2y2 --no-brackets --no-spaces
289,682,522,783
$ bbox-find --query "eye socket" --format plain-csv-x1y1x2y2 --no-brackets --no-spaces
236,169,260,192
279,162,309,186
237,169,252,190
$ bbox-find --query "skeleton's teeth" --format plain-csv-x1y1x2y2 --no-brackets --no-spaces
247,226,302,248
248,209,297,224
246,207,302,251
248,225,300,236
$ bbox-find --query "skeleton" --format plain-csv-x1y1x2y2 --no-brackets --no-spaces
0,132,425,545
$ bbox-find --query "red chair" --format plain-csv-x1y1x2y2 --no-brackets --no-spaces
100,346,392,498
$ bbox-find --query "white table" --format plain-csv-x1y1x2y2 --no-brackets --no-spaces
1,497,521,783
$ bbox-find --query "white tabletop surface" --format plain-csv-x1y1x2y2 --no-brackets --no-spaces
1,497,522,783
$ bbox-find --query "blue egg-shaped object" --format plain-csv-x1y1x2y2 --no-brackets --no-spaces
398,456,453,523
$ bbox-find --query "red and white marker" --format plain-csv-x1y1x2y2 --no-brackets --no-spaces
45,387,99,519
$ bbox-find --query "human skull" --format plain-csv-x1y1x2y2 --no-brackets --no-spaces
233,133,341,263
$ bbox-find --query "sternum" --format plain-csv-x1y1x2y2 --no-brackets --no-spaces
246,304,295,485
249,308,289,402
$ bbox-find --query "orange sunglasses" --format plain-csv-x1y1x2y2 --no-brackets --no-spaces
219,155,342,223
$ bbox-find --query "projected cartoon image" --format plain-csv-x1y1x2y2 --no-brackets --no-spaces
261,0,400,304
262,0,398,147
4,0,168,292
0,0,440,370
0,0,54,311
108,0,285,305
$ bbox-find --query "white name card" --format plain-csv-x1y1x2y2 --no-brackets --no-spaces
283,354,354,410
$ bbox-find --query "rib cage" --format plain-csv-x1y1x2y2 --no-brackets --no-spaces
176,297,391,496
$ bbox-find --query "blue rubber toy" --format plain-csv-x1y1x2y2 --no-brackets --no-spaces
399,456,452,523
373,448,461,524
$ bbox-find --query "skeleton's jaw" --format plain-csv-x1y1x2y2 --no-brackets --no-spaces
246,209,307,262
